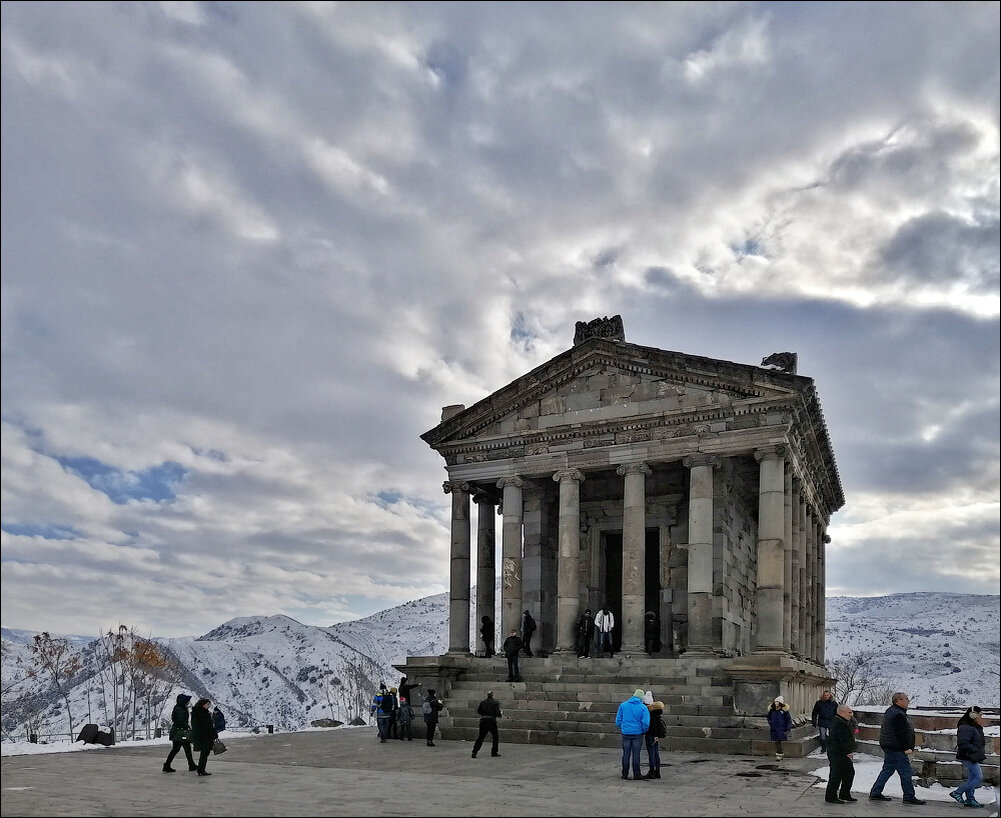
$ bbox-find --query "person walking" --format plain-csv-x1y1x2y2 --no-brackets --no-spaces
422,689,444,747
575,608,594,658
521,610,536,657
642,693,666,780
767,696,792,760
212,705,226,733
812,690,838,753
615,688,650,781
397,696,415,741
480,615,495,658
376,685,394,742
190,697,218,777
162,693,197,773
868,692,926,804
825,704,859,804
387,687,400,739
950,706,987,808
503,628,523,682
470,690,503,758
595,607,615,657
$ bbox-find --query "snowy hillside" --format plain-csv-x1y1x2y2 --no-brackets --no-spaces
3,592,997,743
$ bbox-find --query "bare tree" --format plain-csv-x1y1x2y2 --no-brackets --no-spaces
133,639,183,738
827,650,897,707
27,633,83,741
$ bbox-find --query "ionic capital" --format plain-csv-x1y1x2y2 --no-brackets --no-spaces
443,480,471,495
553,468,585,483
753,445,787,463
496,476,525,490
472,493,497,506
616,462,652,477
683,454,719,470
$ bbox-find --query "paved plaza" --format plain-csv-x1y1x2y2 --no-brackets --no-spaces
0,727,969,817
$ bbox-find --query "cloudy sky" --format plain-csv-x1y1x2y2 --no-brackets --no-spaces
2,1,998,639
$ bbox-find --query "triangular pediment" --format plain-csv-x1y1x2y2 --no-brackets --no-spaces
422,339,806,448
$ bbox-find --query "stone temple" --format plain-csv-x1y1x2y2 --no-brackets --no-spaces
398,316,844,755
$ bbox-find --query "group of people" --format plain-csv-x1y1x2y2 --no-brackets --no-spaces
371,676,444,746
614,688,667,780
811,689,988,807
161,694,226,776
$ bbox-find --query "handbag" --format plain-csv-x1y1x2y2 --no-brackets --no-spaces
212,738,227,754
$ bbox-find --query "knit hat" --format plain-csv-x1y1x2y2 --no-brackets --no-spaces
643,691,654,705
633,688,645,698
774,696,785,704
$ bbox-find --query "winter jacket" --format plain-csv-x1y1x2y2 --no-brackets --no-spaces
811,697,838,728
767,704,793,741
397,701,415,727
878,703,915,752
168,694,192,742
422,694,443,723
595,610,615,633
615,695,651,736
190,704,218,753
956,719,986,762
827,713,858,758
522,612,536,636
212,707,226,732
647,705,667,739
503,634,523,657
477,696,502,720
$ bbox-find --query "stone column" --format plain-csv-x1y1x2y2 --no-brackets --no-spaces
553,469,585,654
618,462,652,654
443,480,471,654
804,506,817,660
790,478,803,656
753,446,786,654
473,493,497,654
497,476,525,637
817,531,830,665
684,454,718,654
797,493,809,658
783,465,794,653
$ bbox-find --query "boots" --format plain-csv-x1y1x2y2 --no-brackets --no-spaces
775,752,784,760
162,764,175,773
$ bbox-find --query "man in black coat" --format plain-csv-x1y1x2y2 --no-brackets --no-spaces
812,690,838,753
503,629,523,682
868,692,926,804
825,705,859,804
575,608,594,658
521,610,536,657
470,690,503,758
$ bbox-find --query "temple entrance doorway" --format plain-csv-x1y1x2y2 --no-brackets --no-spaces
600,528,661,653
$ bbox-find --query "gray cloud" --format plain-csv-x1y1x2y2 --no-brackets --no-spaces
1,1,997,637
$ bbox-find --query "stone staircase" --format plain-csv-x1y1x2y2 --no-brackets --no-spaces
404,654,820,758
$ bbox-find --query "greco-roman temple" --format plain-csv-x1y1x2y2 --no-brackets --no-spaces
398,316,844,755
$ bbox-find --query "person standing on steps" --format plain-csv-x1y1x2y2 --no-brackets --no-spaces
825,704,859,804
812,690,838,753
767,696,792,760
575,608,594,658
190,697,218,777
422,689,444,746
162,693,197,773
950,706,987,808
521,610,536,657
503,628,523,682
868,692,926,805
480,615,495,658
615,688,650,781
470,690,503,758
595,607,615,657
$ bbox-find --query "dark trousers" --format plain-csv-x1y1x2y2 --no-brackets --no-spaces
827,754,855,800
522,634,533,656
472,717,499,756
164,740,195,769
483,639,494,658
425,719,437,745
196,748,211,773
506,654,521,681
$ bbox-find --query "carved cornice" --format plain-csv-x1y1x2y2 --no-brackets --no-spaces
753,445,787,463
553,468,585,483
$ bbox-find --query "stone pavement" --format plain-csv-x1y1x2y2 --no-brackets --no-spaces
0,727,963,817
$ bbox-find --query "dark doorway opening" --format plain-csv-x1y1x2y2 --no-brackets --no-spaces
645,528,661,652
601,531,622,652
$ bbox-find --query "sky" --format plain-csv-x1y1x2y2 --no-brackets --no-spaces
1,1,998,639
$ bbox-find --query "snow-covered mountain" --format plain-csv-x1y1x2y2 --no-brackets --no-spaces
2,592,998,743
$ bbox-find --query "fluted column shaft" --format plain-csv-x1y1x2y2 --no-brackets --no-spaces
618,463,652,653
783,466,794,652
684,455,718,653
474,494,497,653
554,469,585,653
444,480,471,654
754,446,786,654
805,507,817,660
497,476,525,637
790,479,803,656
817,531,829,664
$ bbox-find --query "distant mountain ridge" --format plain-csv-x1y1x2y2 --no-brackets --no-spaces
2,592,997,741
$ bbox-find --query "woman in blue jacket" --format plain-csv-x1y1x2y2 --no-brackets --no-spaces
767,696,793,760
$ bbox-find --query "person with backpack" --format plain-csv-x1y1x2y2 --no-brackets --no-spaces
376,685,395,743
422,689,444,746
521,610,536,657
